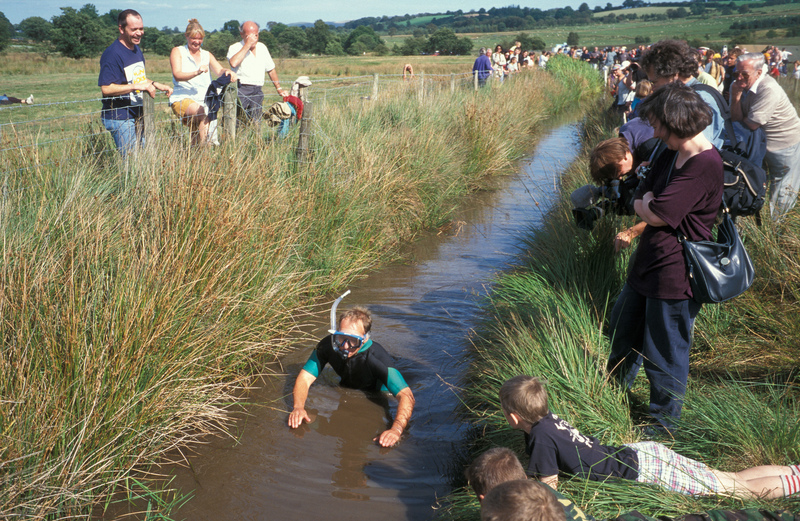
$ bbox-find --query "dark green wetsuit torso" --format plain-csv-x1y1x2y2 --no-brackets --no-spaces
302,335,409,396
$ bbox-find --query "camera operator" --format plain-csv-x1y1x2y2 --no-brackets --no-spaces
585,137,648,252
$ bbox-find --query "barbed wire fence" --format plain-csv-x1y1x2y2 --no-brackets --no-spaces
0,70,486,197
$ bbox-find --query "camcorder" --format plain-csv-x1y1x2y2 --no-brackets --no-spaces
570,171,643,230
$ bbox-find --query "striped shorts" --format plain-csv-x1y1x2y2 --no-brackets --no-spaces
626,441,721,496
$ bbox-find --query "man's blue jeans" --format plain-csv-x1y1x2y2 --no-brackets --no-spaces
102,117,142,158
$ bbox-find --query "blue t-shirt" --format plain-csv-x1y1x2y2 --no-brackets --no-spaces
98,39,147,120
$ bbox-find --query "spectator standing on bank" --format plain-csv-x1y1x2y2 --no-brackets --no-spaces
227,21,287,124
492,45,507,81
730,53,800,217
169,19,237,147
473,48,493,87
98,9,172,157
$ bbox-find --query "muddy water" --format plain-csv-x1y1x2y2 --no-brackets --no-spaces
165,123,580,521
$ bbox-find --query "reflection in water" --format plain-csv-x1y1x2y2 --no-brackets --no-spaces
159,123,581,521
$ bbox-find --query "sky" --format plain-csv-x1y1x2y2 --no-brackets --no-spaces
5,0,612,29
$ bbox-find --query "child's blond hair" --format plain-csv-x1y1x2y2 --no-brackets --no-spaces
635,79,653,99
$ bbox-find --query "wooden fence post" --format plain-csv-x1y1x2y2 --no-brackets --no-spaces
373,74,379,100
223,86,237,141
474,70,479,91
142,95,155,147
451,73,455,94
295,100,312,164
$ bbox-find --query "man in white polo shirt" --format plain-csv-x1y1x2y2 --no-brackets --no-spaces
730,52,800,217
227,21,288,123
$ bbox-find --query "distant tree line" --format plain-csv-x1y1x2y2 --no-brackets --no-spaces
3,4,471,58
3,0,799,59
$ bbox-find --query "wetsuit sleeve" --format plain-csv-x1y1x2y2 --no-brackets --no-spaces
385,368,409,396
302,350,324,378
367,342,409,396
302,338,332,378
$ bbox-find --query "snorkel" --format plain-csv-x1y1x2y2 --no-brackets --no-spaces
329,289,351,335
329,290,352,358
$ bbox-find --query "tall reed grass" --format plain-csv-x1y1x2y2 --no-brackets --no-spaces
442,100,800,520
0,60,601,518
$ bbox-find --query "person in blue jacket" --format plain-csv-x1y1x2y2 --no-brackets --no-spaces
473,47,494,87
288,306,415,448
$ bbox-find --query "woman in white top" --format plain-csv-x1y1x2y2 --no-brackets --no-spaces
492,45,507,81
169,19,237,146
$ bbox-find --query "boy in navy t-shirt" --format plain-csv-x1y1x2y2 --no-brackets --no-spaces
499,376,800,498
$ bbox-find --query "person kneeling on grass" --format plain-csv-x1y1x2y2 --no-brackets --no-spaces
469,448,800,521
499,376,800,498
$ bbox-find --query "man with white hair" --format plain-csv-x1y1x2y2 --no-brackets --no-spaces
227,21,288,123
730,52,800,216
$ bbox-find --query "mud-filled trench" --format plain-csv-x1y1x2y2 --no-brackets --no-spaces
160,123,580,521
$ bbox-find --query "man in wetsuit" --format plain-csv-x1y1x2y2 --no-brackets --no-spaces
288,306,415,448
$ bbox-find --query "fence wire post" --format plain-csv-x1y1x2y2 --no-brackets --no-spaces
474,71,479,91
451,73,455,94
142,95,155,147
223,87,237,142
417,72,424,101
373,74,379,101
295,101,312,165
295,83,312,165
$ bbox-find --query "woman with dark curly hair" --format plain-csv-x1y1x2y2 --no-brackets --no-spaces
606,82,723,435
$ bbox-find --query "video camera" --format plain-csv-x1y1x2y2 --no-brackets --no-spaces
570,172,642,230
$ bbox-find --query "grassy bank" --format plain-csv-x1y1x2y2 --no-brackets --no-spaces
0,57,602,518
442,93,800,519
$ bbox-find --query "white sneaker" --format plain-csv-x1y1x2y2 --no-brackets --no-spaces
25,94,34,105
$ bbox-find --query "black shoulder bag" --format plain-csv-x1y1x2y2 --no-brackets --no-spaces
678,210,755,303
666,155,756,304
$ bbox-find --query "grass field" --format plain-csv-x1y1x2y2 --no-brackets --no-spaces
386,3,800,51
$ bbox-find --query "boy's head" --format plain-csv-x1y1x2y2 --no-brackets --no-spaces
589,137,633,184
481,479,566,521
466,447,527,501
499,376,548,427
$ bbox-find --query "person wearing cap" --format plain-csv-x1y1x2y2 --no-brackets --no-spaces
610,61,636,116
227,21,287,123
288,306,415,448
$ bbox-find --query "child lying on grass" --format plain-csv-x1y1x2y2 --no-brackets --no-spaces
498,376,800,499
469,447,800,521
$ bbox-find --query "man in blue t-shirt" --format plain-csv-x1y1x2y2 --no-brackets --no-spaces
98,9,172,157
288,306,415,448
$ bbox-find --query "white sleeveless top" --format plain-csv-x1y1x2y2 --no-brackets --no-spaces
169,45,211,105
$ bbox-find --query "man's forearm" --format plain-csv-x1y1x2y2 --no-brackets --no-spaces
229,46,249,69
267,69,283,94
391,388,415,433
101,83,135,97
730,93,745,123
